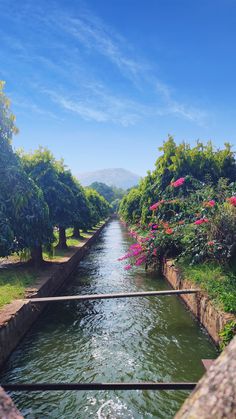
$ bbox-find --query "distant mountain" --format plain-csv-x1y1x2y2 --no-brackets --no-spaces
77,168,141,190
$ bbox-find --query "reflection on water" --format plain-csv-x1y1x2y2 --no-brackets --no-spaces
0,220,217,418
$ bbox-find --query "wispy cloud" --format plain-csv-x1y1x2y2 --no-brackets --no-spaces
0,1,207,126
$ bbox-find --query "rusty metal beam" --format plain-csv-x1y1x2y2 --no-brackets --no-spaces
28,289,200,303
2,382,197,391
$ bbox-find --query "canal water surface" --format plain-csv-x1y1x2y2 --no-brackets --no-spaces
0,220,217,418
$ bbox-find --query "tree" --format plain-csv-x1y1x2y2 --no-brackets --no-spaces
21,148,77,249
0,82,52,266
58,171,91,239
85,188,111,227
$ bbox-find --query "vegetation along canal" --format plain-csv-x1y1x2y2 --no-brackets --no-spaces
0,220,217,418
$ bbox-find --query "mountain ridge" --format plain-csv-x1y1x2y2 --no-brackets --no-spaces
77,168,141,190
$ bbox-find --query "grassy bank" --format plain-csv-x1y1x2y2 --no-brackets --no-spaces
0,222,106,309
0,269,37,309
177,259,236,314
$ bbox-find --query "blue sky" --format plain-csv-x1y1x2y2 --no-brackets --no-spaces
1,0,236,176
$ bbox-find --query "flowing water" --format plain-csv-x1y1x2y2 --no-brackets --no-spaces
0,220,217,418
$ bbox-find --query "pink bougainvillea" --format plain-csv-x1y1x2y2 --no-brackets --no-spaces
204,200,215,207
165,228,174,234
227,196,236,207
124,264,132,270
194,218,209,225
149,202,159,211
170,177,185,187
149,200,165,211
135,256,147,266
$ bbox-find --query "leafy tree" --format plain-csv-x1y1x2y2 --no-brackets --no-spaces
89,182,125,206
21,148,77,249
0,82,52,265
85,188,111,227
119,188,142,223
58,171,91,238
119,137,236,225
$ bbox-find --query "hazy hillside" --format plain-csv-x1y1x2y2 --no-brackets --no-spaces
77,168,140,189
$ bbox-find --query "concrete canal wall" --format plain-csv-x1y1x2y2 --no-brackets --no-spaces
163,259,235,346
175,334,236,418
0,220,109,371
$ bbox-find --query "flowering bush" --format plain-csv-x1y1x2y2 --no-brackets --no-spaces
119,178,236,270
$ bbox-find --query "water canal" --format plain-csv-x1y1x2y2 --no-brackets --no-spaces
0,220,217,418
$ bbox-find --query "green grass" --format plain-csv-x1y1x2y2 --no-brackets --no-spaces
177,259,236,314
43,223,105,260
0,269,37,308
0,222,106,308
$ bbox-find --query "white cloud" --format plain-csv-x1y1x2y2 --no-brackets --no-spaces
0,2,207,125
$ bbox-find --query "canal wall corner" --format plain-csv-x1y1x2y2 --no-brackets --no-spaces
163,259,235,346
0,219,110,372
0,385,23,418
175,334,236,418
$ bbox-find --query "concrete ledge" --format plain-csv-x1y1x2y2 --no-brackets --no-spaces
175,335,236,418
0,220,109,370
0,386,23,419
163,260,235,345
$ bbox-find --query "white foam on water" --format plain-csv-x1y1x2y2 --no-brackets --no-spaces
97,398,134,419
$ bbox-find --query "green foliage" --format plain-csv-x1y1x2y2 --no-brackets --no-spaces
177,260,236,313
119,187,142,223
85,188,111,227
0,83,52,257
219,321,236,350
89,182,125,213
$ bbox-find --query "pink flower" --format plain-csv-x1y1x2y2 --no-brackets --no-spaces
124,264,132,270
170,177,185,187
129,243,142,250
149,200,165,211
165,228,173,234
132,249,142,256
135,256,147,266
228,196,236,207
194,218,209,225
152,248,157,256
208,200,215,207
204,200,215,207
207,241,214,246
149,202,159,211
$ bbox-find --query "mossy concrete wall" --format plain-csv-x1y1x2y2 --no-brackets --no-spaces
163,260,235,345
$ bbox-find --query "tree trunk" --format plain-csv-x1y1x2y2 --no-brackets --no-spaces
73,227,81,238
30,245,44,269
57,227,67,249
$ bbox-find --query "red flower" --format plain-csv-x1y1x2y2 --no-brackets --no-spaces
149,200,165,211
194,218,209,225
170,177,185,187
204,200,215,207
149,202,159,211
165,228,173,234
207,241,214,246
227,196,236,207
